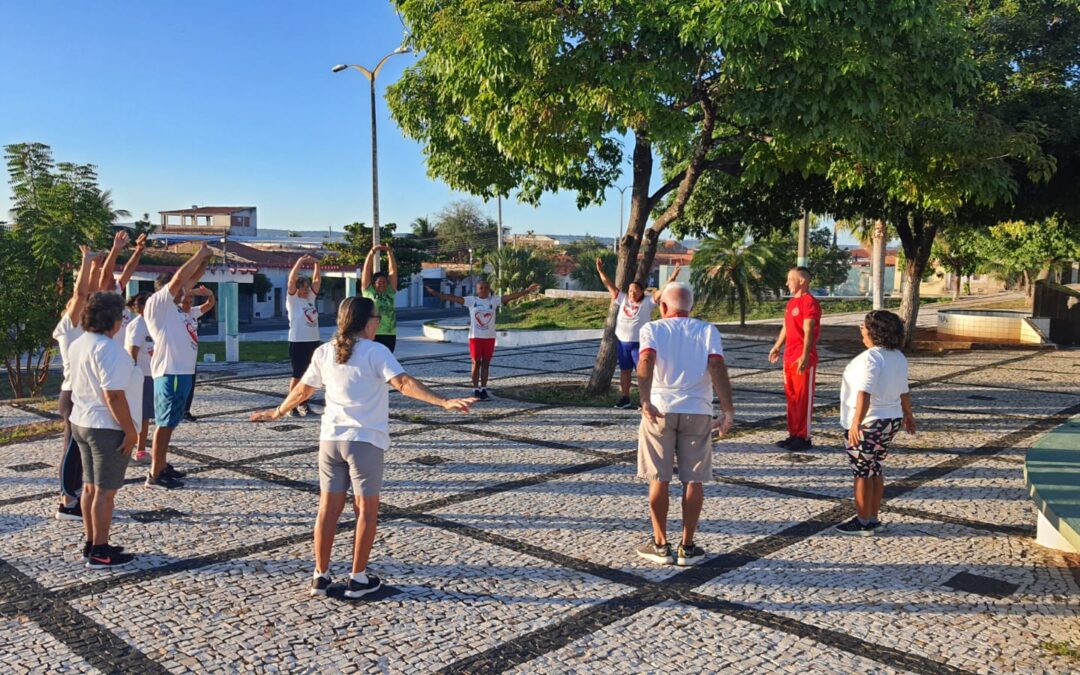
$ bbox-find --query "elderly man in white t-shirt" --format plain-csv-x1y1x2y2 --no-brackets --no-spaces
596,260,680,409
636,282,735,567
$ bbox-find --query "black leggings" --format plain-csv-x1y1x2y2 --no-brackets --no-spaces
58,390,82,503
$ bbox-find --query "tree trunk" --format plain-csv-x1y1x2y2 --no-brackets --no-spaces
587,136,653,395
895,210,938,350
739,292,747,326
871,218,886,310
952,266,961,301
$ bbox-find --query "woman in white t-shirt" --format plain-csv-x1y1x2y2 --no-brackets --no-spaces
125,292,154,463
835,310,916,536
68,292,142,569
250,297,476,599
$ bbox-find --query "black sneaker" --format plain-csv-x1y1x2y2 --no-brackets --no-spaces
343,574,382,599
182,412,198,423
786,437,813,452
297,403,312,417
868,520,886,532
775,435,796,449
614,397,632,409
145,472,185,490
834,516,874,536
86,547,135,569
55,503,82,521
473,388,482,399
676,542,706,566
82,542,125,562
479,388,490,401
635,540,674,565
287,407,300,418
162,463,187,479
311,574,332,597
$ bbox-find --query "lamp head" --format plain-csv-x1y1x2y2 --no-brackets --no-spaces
331,64,348,73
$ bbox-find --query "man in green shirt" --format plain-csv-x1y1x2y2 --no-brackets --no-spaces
361,244,398,352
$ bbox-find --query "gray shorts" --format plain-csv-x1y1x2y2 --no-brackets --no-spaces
71,425,130,490
638,413,714,483
318,440,384,497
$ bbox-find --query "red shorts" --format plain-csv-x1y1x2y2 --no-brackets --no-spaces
469,338,496,361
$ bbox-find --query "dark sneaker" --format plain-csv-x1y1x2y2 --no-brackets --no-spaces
182,412,197,423
868,520,886,533
86,548,135,569
473,389,482,399
82,542,125,562
614,397,632,409
479,388,490,401
775,436,796,449
834,517,874,536
635,540,674,565
676,542,706,566
343,574,382,599
287,407,301,418
297,403,312,417
311,574,332,597
145,472,185,490
786,437,813,452
56,503,82,521
162,463,187,479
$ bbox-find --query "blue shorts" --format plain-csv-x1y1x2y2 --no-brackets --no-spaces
154,374,194,428
616,340,640,371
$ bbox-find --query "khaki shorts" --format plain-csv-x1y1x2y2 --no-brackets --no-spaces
638,413,713,483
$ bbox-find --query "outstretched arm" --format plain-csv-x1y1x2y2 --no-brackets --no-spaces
389,373,475,412
424,285,466,305
96,230,129,291
168,243,212,297
501,283,541,304
250,384,317,422
596,258,619,299
651,263,680,304
117,233,147,290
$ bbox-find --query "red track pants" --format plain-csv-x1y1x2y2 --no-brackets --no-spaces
783,360,817,440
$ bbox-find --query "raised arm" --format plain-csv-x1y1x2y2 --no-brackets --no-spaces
708,356,736,436
192,285,216,314
389,373,475,412
96,230,129,291
311,257,322,295
385,245,398,291
424,285,466,305
65,246,99,322
596,258,619,299
501,283,541,304
651,263,681,304
288,254,313,295
168,242,211,297
117,233,147,290
360,249,376,291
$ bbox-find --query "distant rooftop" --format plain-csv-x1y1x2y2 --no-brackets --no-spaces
159,206,255,215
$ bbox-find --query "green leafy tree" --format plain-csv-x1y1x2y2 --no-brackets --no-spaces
690,228,787,326
931,226,985,300
389,0,983,391
433,200,498,262
324,221,428,279
572,249,618,292
979,218,1080,296
803,226,851,290
3,142,119,397
483,246,555,296
409,216,438,256
131,212,157,241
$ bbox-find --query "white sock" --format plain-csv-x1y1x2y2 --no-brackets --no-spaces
313,569,329,580
350,570,368,584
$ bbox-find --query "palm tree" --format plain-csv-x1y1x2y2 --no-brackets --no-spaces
483,246,555,296
691,227,787,325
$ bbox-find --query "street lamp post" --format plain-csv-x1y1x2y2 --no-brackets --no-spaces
613,185,630,253
333,46,408,272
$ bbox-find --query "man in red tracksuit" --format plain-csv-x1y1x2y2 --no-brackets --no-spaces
769,267,821,452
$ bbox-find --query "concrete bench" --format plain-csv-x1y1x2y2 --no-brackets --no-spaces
1025,414,1080,553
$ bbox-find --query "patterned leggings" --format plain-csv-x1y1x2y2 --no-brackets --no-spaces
844,418,902,478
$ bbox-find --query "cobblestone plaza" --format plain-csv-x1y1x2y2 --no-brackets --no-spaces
1,339,1078,673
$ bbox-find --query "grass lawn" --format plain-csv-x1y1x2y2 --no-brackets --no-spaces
198,341,290,363
493,296,936,330
0,420,63,446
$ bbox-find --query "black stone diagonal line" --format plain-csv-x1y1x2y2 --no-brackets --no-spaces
0,559,171,674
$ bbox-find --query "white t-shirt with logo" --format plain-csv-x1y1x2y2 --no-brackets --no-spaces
286,292,320,342
639,318,725,416
125,315,155,377
110,293,133,352
300,340,406,450
53,314,84,392
68,332,143,430
840,347,909,429
615,292,656,343
144,287,199,378
464,295,502,339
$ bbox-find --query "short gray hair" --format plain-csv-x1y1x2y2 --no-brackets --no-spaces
661,282,694,311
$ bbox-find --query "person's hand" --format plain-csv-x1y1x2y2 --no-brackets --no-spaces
847,425,863,449
670,263,681,279
192,285,213,297
713,413,733,437
903,414,917,435
121,428,138,456
79,245,99,263
134,233,147,249
768,346,780,364
197,241,210,255
250,408,281,422
112,230,129,250
442,397,478,413
595,257,603,271
641,401,664,425
796,354,810,374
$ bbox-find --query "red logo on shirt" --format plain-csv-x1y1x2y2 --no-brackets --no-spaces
622,302,641,319
475,311,494,329
303,306,318,327
792,307,800,317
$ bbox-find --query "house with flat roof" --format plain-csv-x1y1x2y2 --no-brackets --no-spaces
158,206,257,237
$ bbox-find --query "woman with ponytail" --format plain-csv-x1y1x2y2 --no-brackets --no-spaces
251,297,476,598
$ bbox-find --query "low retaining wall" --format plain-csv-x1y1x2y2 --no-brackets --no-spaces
937,309,1045,344
422,323,603,347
